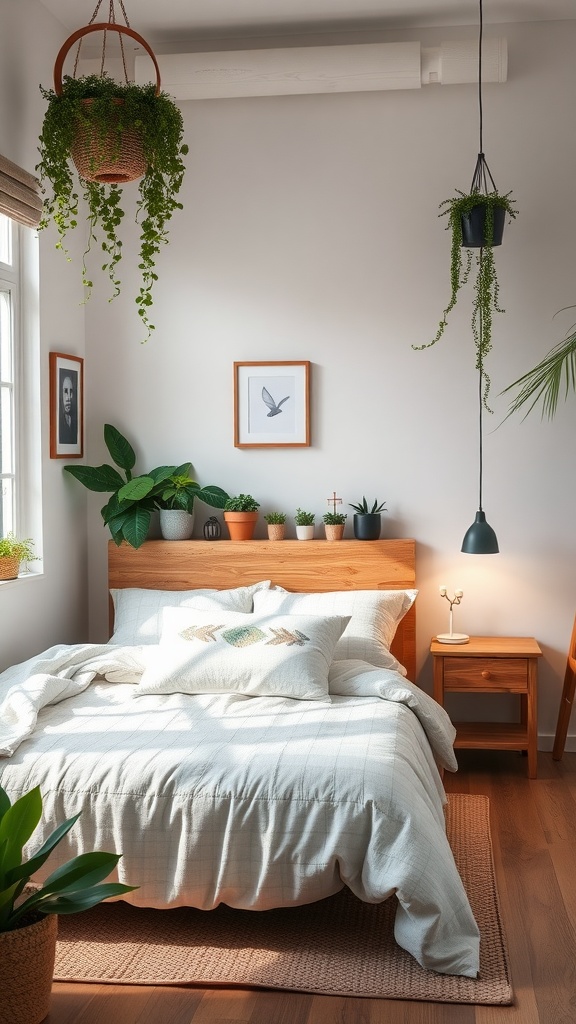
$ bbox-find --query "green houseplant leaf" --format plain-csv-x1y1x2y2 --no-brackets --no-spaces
0,783,137,932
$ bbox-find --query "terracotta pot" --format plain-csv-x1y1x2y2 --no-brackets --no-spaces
223,511,258,541
267,523,285,541
324,524,345,541
0,913,57,1024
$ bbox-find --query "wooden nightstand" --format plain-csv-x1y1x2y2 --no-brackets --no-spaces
431,636,542,778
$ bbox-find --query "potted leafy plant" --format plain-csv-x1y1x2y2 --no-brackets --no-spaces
157,472,228,541
294,508,315,541
322,511,347,542
64,424,228,549
415,188,518,410
263,512,287,541
37,62,188,342
223,494,260,541
0,534,38,581
349,497,387,541
0,781,136,1024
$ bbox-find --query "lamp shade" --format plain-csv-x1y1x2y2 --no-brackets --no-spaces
461,510,499,554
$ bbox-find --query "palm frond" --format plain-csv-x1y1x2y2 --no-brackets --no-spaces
502,329,576,420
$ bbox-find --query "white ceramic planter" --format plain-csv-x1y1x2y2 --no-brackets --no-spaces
159,509,195,541
296,524,314,540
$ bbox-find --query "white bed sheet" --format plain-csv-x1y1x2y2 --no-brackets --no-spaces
0,643,479,978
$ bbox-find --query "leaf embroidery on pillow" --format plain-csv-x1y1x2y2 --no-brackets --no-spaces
266,628,310,647
177,623,311,648
179,624,225,642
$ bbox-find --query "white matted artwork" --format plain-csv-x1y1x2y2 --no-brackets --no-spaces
234,361,310,448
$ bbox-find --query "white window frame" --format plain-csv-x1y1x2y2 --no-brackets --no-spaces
0,214,18,538
0,212,41,575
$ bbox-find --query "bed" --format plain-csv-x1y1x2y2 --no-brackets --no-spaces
0,539,480,978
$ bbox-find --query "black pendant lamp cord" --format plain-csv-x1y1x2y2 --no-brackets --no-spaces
477,307,484,512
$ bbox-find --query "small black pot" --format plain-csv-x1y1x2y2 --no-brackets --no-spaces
353,513,382,541
461,204,505,248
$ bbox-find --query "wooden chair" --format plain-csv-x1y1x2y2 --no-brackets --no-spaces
552,614,576,760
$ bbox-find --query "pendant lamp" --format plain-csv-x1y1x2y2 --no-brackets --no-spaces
461,0,499,555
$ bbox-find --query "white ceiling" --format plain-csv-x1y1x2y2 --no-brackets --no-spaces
36,0,576,47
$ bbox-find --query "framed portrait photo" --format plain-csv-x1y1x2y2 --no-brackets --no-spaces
49,352,84,458
234,361,310,448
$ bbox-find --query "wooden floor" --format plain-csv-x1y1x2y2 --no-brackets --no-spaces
47,750,576,1024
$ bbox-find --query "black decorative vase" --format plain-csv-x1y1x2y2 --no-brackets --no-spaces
461,204,505,248
353,513,382,541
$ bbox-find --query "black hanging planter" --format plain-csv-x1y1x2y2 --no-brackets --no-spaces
461,203,506,248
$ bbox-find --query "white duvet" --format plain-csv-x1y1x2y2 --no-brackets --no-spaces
0,644,480,978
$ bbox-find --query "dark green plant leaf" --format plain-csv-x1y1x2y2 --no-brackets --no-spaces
200,485,229,509
5,813,81,886
502,328,576,420
0,787,42,859
104,424,136,473
121,507,152,549
64,463,125,492
26,883,138,917
118,476,156,503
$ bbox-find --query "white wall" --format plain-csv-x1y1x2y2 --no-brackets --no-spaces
0,0,88,669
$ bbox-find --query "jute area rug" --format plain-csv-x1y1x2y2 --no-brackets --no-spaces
54,793,512,1004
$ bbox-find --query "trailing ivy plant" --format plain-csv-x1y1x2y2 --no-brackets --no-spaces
37,73,188,340
414,190,518,410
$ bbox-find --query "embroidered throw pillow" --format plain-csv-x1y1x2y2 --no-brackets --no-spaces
135,607,350,699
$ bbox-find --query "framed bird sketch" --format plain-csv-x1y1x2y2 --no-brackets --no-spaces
233,361,310,448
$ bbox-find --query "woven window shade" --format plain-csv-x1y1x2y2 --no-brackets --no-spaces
0,153,43,229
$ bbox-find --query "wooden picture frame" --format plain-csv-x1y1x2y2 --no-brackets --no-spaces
234,361,310,448
49,352,84,458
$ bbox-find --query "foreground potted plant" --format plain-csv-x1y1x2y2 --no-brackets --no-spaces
0,782,136,1024
0,534,38,580
322,511,347,541
349,497,387,540
294,508,315,540
223,494,260,540
64,424,228,549
263,512,286,541
37,59,188,341
415,188,518,410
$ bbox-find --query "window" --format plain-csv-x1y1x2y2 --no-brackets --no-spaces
0,213,17,537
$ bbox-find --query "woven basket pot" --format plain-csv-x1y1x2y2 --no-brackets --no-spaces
0,914,58,1024
267,523,285,541
53,22,162,184
0,556,20,580
71,99,147,184
324,524,345,541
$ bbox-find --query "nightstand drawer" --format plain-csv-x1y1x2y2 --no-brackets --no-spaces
444,657,528,691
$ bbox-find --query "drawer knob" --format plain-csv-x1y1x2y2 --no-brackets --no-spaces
481,670,492,680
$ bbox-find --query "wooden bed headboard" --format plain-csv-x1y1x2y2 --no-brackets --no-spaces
108,538,417,681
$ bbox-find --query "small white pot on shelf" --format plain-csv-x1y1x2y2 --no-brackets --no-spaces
296,524,314,540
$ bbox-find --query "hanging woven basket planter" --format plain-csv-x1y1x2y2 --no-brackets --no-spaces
37,1,188,342
53,22,161,184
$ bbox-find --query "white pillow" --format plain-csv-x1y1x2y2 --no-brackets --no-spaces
252,588,417,675
135,607,350,700
109,582,272,646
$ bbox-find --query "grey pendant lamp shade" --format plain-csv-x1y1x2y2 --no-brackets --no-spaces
461,511,499,554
